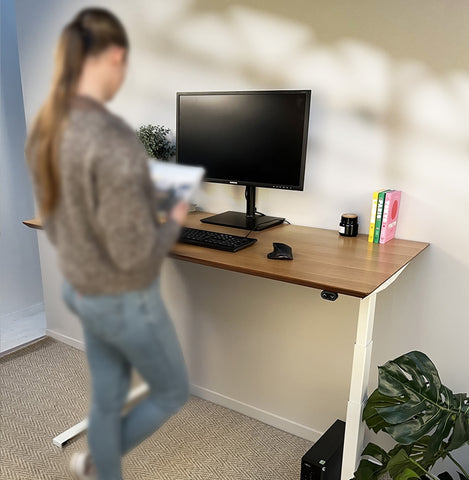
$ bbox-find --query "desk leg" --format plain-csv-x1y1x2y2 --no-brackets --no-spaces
52,383,149,447
340,293,376,480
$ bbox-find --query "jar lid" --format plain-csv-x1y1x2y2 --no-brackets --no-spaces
341,213,358,225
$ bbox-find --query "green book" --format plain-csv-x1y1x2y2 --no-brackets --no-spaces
373,189,391,243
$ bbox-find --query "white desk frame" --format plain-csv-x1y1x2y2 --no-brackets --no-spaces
340,265,407,480
52,264,408,480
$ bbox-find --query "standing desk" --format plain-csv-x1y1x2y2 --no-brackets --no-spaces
24,212,429,479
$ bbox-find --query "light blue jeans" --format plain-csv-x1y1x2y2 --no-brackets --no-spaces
62,276,189,480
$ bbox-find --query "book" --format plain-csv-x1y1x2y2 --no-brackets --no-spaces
368,190,386,243
373,189,391,243
379,190,401,244
148,159,205,210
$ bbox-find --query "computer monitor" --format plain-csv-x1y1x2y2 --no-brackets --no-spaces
176,90,311,230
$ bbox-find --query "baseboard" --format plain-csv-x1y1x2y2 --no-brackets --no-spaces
190,383,322,443
46,329,85,351
42,334,322,442
0,336,47,358
0,304,47,353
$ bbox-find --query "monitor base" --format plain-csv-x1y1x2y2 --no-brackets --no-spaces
201,211,285,231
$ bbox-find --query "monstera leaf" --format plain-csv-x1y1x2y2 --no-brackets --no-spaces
363,351,469,460
354,443,391,480
354,438,433,480
354,440,468,480
387,447,429,480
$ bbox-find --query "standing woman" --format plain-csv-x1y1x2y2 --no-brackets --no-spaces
25,8,189,480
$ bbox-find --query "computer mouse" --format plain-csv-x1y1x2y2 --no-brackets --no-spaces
267,242,293,260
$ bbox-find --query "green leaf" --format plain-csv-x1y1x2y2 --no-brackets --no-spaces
360,351,469,480
447,410,469,451
424,414,453,463
388,437,435,470
387,449,427,480
363,390,399,432
354,443,434,480
353,443,390,480
384,410,443,444
378,399,429,424
378,351,442,400
370,351,469,450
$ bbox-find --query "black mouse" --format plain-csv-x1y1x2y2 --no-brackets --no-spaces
267,242,293,260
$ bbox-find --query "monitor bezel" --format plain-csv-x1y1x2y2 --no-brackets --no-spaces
176,89,311,191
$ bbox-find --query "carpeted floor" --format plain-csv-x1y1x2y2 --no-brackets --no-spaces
0,337,311,479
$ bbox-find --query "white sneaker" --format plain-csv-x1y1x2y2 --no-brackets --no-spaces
70,452,97,480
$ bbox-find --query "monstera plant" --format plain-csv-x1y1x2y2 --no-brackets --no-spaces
353,351,469,480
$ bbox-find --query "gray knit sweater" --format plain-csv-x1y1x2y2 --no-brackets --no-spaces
27,95,180,295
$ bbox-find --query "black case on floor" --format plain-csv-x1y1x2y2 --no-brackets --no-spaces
300,419,345,480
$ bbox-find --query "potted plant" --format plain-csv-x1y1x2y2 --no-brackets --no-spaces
353,351,469,480
136,124,176,161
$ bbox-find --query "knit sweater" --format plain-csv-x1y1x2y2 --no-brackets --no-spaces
27,95,180,295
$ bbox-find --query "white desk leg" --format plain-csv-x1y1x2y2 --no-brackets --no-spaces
52,383,149,447
340,293,376,480
340,265,408,479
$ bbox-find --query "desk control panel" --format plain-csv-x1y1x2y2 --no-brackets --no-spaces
321,291,339,301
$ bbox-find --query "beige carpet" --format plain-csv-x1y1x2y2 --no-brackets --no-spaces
0,337,311,479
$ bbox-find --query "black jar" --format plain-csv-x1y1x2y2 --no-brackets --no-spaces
339,214,359,237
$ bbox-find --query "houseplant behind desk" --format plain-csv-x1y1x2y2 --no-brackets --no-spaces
353,351,469,480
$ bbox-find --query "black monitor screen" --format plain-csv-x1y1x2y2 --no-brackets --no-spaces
176,90,310,190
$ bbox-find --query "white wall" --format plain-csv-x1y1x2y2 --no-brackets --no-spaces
0,0,45,352
15,0,469,467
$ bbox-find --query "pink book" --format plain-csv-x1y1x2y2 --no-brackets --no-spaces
379,190,401,244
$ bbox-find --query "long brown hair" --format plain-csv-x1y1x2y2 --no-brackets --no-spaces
26,8,128,219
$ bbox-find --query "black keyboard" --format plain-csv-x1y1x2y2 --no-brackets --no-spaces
179,227,257,252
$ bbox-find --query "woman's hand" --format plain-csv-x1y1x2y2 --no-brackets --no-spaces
170,201,189,226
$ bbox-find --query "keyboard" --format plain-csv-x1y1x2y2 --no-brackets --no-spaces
178,227,257,252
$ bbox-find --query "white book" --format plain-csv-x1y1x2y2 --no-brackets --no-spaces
148,159,205,208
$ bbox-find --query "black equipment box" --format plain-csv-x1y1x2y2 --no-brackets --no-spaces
300,419,346,480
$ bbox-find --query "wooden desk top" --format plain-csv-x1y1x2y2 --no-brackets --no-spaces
24,212,429,298
173,213,429,298
23,218,43,230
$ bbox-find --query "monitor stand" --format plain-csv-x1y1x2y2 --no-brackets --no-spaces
201,186,285,231
201,211,284,231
